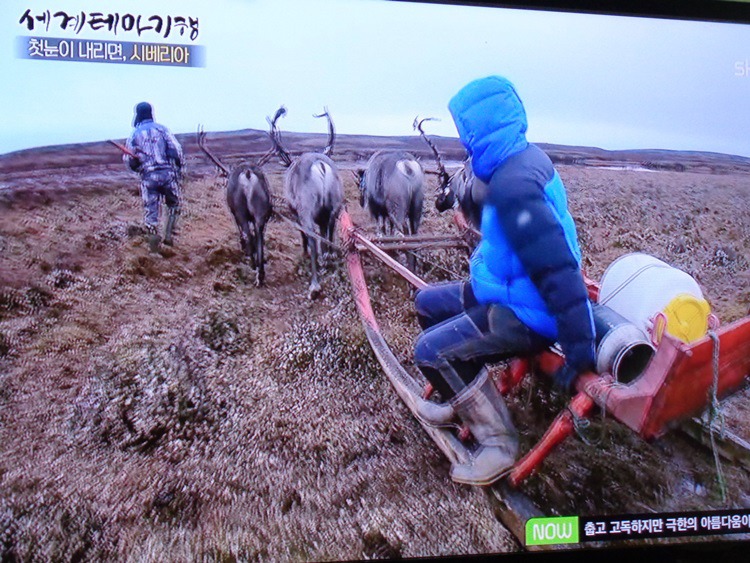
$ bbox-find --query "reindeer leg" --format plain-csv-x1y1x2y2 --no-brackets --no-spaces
244,221,256,270
308,235,321,299
324,220,336,264
405,221,417,274
317,222,328,268
233,214,248,257
254,221,265,287
377,217,386,238
231,219,253,284
238,231,249,257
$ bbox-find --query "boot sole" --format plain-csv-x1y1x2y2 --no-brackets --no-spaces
413,413,462,430
449,449,516,487
450,465,514,487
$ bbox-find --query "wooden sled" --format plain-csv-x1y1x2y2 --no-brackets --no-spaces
338,208,750,535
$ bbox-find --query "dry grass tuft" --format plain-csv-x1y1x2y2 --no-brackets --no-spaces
73,336,223,454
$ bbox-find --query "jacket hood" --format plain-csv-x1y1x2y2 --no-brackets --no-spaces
133,102,154,127
448,76,528,183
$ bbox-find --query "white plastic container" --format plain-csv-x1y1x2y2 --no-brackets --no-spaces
599,253,711,344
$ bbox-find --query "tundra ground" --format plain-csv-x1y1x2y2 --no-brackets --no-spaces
1,134,749,560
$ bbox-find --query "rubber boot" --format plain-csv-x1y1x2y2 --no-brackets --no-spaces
145,224,161,253
163,208,179,246
414,397,455,428
448,369,519,486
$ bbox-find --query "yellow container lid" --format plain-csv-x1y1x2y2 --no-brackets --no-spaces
663,293,712,343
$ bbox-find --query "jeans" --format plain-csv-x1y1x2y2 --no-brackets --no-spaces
413,281,551,401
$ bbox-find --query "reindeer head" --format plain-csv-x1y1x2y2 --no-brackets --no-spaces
414,116,454,213
350,169,366,207
435,178,456,212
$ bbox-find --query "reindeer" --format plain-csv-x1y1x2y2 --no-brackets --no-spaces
197,127,274,286
352,148,424,272
267,106,344,299
415,117,486,232
353,150,424,238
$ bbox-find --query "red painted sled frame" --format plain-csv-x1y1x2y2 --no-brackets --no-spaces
339,209,750,488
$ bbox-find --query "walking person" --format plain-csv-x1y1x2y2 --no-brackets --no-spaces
124,102,183,251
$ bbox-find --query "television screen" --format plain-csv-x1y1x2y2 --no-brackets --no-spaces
1,0,749,561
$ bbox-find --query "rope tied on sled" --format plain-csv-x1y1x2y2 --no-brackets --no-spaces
567,406,595,445
707,328,728,503
568,378,622,448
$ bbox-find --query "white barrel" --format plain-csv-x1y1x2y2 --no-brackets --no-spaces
592,303,655,383
599,253,711,343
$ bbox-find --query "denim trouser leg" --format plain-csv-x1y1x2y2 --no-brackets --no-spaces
414,281,476,330
414,295,552,401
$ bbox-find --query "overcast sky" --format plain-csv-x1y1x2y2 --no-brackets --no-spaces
2,0,750,156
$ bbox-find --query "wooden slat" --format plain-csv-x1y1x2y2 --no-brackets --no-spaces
681,417,750,469
348,226,428,290
356,240,468,252
368,233,467,244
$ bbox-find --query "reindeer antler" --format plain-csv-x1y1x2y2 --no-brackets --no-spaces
313,107,335,157
255,147,277,168
266,106,293,167
414,116,450,187
197,125,230,177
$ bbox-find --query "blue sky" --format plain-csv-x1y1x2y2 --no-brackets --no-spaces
2,0,750,156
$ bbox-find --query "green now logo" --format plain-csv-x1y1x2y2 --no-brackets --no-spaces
525,516,579,546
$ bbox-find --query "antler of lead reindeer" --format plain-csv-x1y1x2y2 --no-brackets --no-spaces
196,125,230,177
313,107,335,157
266,106,293,167
414,116,450,188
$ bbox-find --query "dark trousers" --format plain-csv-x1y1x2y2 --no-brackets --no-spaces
413,281,551,401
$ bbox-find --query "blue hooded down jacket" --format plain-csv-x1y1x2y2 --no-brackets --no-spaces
448,76,595,374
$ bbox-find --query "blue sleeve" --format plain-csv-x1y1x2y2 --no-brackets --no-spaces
486,167,595,374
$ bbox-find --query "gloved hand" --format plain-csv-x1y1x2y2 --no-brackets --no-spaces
555,341,596,394
552,363,582,394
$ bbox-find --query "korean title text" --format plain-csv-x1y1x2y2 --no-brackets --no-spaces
582,510,750,541
19,9,199,41
20,37,204,67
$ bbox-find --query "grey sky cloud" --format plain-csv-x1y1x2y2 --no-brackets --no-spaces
1,0,749,156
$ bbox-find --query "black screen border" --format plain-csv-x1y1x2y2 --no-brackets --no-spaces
394,0,750,23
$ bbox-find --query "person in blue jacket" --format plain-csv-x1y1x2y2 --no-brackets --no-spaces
412,76,596,486
124,102,183,250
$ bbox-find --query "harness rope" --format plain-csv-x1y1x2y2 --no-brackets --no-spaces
402,248,467,281
268,194,345,252
707,329,728,503
272,208,346,253
271,193,471,279
567,406,596,445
